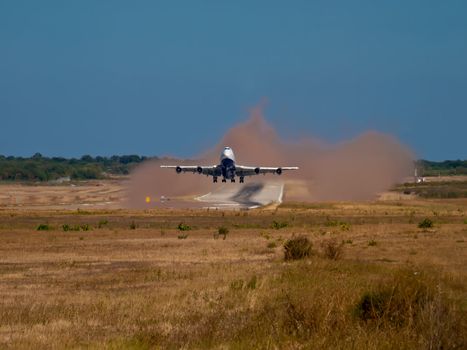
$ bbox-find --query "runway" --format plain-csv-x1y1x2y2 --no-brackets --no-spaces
195,181,284,209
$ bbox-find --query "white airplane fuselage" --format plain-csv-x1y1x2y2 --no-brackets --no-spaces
219,147,237,181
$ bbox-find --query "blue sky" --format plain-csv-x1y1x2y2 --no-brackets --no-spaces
1,1,466,160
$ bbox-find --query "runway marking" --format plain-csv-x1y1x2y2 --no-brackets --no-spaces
278,184,284,204
195,181,284,209
195,192,212,200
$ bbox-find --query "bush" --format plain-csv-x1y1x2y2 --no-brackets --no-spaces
218,226,229,240
130,221,137,230
321,239,344,260
246,275,257,289
418,218,434,229
353,270,465,348
368,240,377,246
272,220,288,229
267,241,277,249
339,222,351,231
177,223,191,231
283,236,312,260
62,224,90,232
36,224,51,231
98,219,108,228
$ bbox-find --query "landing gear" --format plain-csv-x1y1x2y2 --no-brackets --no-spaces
213,176,218,183
231,179,235,183
239,176,244,183
221,178,227,183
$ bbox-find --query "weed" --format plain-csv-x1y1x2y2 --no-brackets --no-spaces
418,218,434,229
62,224,90,232
218,226,229,240
267,241,277,249
177,233,188,239
230,279,244,290
353,269,465,348
368,240,377,246
129,221,137,230
272,220,288,229
246,275,257,289
98,219,108,228
321,239,344,260
325,218,350,231
325,218,339,227
339,222,351,231
343,239,353,244
177,223,191,231
36,224,51,231
283,235,312,260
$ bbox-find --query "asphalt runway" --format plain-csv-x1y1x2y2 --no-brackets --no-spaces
195,181,284,209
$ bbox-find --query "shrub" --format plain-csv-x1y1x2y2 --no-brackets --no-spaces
418,218,434,229
230,279,244,290
368,240,377,246
36,224,51,231
130,221,137,230
339,222,351,231
272,220,288,229
283,236,312,260
98,219,108,228
62,224,90,232
267,241,277,249
177,223,191,231
177,233,188,239
218,226,229,240
321,239,344,260
353,270,465,348
246,275,257,289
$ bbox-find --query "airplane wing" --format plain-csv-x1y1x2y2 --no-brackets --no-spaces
235,165,299,177
160,165,220,176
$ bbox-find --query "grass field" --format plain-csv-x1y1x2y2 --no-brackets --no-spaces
0,197,466,348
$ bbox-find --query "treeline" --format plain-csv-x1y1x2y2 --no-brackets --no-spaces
416,159,467,176
0,153,155,181
0,153,465,182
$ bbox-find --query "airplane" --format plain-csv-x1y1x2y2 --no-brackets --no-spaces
160,146,299,183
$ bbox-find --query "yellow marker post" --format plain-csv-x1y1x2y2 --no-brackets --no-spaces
145,196,151,203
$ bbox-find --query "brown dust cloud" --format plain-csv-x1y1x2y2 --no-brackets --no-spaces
126,104,414,207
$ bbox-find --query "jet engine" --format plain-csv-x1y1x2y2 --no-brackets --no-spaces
197,166,203,174
255,167,260,174
176,166,182,174
276,168,282,175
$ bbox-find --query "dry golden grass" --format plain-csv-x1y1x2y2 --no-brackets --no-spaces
0,197,466,349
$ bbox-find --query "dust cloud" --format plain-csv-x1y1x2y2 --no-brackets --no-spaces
126,104,413,207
